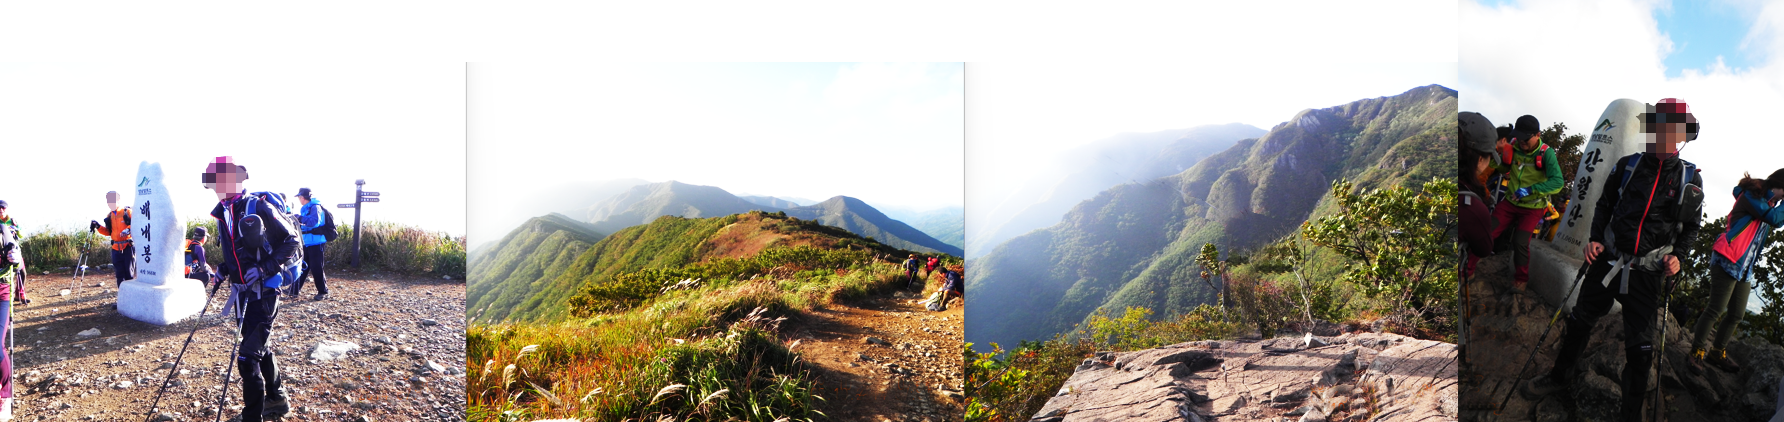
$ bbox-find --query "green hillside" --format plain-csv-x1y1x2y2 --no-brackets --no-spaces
966,84,1457,350
467,213,607,323
472,210,924,323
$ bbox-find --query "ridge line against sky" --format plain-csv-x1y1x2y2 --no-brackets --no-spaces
467,63,964,245
964,63,1458,232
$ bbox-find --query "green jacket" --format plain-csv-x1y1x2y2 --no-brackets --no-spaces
1498,143,1564,209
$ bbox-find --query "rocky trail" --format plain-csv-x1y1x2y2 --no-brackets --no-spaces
781,282,964,422
1027,330,1456,422
1461,254,1784,422
11,272,466,421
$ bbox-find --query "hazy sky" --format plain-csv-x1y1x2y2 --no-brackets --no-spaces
1462,0,1784,311
0,63,466,236
965,63,1459,229
467,63,965,244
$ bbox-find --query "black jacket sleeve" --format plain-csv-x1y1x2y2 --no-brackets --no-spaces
1674,171,1705,261
210,202,238,282
1589,155,1632,244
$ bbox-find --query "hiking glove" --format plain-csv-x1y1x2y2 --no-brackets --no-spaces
1513,187,1532,200
89,221,102,231
242,267,263,285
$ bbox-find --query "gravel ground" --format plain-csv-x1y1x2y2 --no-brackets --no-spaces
11,272,465,421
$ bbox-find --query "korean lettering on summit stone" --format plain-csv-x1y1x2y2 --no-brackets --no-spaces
1565,147,1605,228
140,200,152,263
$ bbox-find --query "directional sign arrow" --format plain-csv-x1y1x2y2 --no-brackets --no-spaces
360,192,379,196
359,197,380,203
338,204,357,208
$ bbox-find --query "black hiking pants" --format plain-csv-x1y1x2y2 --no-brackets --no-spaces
1550,256,1663,421
291,244,328,296
237,291,285,422
110,245,136,286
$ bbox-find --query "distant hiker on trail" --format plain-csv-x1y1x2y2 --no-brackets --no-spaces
1470,115,1562,290
924,256,939,278
290,187,330,301
0,200,21,421
1523,99,1704,421
185,227,215,283
204,157,301,422
1691,169,1784,373
89,191,136,288
902,254,922,290
1459,112,1497,279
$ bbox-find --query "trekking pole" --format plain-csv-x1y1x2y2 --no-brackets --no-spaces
211,285,248,422
1492,259,1595,420
1655,275,1675,422
143,279,227,422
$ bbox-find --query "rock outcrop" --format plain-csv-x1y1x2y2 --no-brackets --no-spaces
1029,332,1457,422
1463,253,1784,421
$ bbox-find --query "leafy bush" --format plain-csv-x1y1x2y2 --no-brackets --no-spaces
1301,177,1458,334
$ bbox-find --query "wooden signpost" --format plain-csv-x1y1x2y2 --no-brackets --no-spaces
337,179,380,268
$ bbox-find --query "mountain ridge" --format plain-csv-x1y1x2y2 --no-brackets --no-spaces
966,84,1457,351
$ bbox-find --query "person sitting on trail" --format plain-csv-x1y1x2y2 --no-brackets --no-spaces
204,157,301,422
939,268,964,306
185,227,215,283
1459,112,1498,279
1691,169,1784,373
924,256,939,278
89,191,136,288
1524,99,1704,421
289,187,330,301
902,254,924,290
0,200,22,421
1471,115,1563,290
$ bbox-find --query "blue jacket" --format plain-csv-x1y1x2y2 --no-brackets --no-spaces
298,199,327,247
1713,187,1784,281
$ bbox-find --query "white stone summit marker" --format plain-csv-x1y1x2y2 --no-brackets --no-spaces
1528,99,1648,311
117,162,206,325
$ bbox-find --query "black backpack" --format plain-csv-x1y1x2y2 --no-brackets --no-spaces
306,203,339,242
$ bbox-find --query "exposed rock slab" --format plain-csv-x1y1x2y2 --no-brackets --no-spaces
1031,332,1456,422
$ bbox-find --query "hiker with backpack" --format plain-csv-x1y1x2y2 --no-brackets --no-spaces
1468,115,1563,290
1523,99,1704,421
1459,112,1498,279
185,227,216,283
1690,169,1784,373
290,187,333,301
203,157,300,422
0,201,21,421
89,191,137,288
924,256,939,278
902,254,922,290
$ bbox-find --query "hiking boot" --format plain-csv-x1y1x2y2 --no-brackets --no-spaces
1521,373,1568,398
262,390,291,419
1707,349,1743,373
312,293,328,301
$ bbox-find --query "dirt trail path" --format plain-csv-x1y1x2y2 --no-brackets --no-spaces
785,285,964,422
11,272,465,421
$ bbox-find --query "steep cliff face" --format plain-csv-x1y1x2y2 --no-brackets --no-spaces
1029,332,1457,422
968,84,1457,352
